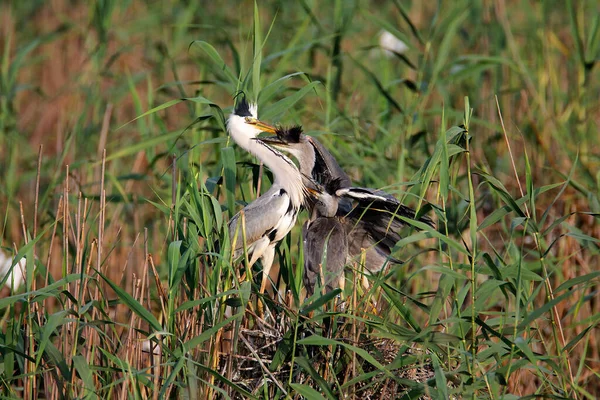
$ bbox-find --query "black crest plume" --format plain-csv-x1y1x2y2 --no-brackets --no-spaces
233,92,252,117
276,125,303,143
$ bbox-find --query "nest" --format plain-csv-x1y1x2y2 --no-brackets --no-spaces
214,310,437,399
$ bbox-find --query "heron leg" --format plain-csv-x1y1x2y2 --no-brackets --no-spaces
259,244,276,295
248,236,269,267
245,236,275,295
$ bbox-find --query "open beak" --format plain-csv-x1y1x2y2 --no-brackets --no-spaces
303,177,326,198
306,186,320,196
245,118,277,134
305,185,322,202
255,135,289,147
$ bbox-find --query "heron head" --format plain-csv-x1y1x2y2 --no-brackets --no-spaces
256,125,316,170
257,125,304,145
227,97,276,139
306,180,339,218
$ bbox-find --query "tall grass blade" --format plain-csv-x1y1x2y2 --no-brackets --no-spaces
98,271,162,332
260,81,321,120
290,383,327,400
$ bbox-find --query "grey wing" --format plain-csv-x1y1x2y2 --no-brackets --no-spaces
303,217,348,295
338,186,434,227
307,138,353,215
336,187,392,203
228,187,290,250
302,221,316,295
339,186,433,271
345,219,402,273
309,137,352,189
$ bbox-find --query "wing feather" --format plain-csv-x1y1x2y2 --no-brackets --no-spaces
228,186,293,251
303,218,347,295
338,186,433,272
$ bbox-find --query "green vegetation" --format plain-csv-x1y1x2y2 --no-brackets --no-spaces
1,1,599,398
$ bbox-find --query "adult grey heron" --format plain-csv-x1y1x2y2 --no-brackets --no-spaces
258,125,433,279
226,99,307,295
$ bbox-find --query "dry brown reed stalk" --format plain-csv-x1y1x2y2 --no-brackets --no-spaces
496,96,576,393
98,150,106,276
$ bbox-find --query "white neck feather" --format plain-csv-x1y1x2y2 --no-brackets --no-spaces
227,114,305,207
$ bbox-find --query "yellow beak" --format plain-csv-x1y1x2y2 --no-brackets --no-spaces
245,118,277,133
306,187,320,196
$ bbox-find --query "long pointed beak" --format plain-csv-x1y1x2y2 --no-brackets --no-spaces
306,187,320,196
255,135,289,147
245,118,277,133
304,176,326,197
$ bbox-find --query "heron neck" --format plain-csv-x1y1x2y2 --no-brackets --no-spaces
296,151,315,178
234,134,305,207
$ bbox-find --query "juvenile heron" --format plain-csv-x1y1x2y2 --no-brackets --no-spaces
304,177,433,294
303,182,348,296
258,125,433,277
226,99,307,295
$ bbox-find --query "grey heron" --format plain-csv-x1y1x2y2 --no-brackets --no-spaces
226,99,307,295
303,181,348,296
257,125,433,280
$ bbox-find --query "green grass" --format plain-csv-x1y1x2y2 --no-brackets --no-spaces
0,0,599,398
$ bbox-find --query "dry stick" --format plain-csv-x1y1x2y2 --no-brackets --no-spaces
46,195,63,278
33,145,42,251
63,166,70,291
74,193,82,298
129,232,144,329
199,310,206,400
171,153,177,206
495,97,575,391
69,193,84,382
90,240,101,344
79,198,89,285
19,198,36,399
19,202,28,245
135,263,147,390
148,255,167,322
62,166,76,394
43,195,63,398
95,150,105,396
98,150,106,276
239,333,288,396
32,150,44,384
97,104,112,160
83,239,97,367
147,229,161,400
144,228,152,314
13,201,34,370
121,275,141,400
170,154,177,242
